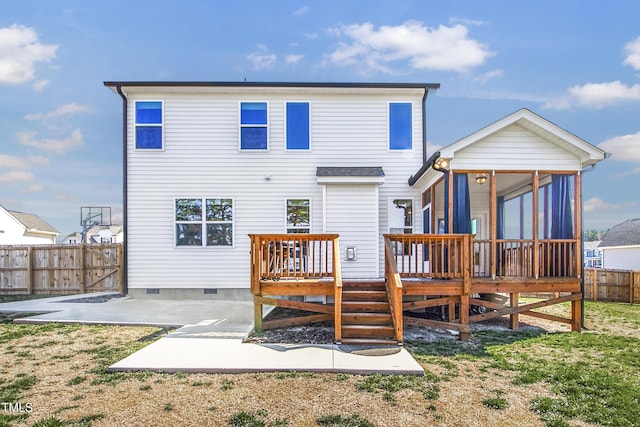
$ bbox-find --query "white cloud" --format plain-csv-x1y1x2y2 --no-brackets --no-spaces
473,69,504,83
25,102,91,121
623,36,640,70
294,6,310,16
598,130,640,162
32,79,49,91
28,155,50,165
584,197,636,212
22,183,43,193
448,17,487,27
324,21,493,74
246,51,276,70
0,153,29,169
16,128,84,155
545,81,640,109
286,54,304,64
0,24,58,85
0,170,34,184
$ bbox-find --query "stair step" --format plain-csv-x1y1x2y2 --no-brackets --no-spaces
340,338,399,346
342,301,390,313
342,312,392,325
342,290,388,301
342,325,395,339
342,280,386,291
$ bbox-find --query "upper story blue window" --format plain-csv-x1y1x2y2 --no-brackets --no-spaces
240,102,268,150
286,102,310,150
389,102,412,150
135,101,163,149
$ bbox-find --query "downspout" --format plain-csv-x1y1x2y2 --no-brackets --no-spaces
115,85,128,295
422,88,429,165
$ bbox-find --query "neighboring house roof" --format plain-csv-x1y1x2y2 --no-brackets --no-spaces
409,108,609,186
598,219,640,248
316,167,385,177
584,241,602,251
6,209,59,235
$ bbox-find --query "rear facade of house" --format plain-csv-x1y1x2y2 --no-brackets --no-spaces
105,82,439,298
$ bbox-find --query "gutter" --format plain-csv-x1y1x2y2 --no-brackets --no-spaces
408,151,441,186
115,84,128,295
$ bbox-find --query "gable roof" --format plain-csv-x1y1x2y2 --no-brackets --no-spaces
409,108,608,187
439,109,607,167
599,219,640,248
5,209,59,235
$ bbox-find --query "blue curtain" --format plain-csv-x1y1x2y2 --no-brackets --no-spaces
551,175,573,239
496,196,505,240
453,173,471,233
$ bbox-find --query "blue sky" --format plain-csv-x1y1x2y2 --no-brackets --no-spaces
1,0,639,238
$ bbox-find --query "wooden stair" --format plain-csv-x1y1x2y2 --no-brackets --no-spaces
340,280,398,345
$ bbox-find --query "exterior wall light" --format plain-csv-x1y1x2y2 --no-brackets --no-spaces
475,174,487,185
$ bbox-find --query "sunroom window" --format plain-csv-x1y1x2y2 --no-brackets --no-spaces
240,102,268,150
135,101,163,149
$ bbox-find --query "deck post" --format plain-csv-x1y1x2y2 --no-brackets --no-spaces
254,298,263,333
510,293,519,330
459,294,470,341
571,294,582,331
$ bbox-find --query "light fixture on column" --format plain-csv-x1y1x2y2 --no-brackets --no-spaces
475,174,487,185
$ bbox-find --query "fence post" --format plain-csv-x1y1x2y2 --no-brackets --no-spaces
79,244,86,294
592,268,598,302
26,246,33,294
630,271,635,305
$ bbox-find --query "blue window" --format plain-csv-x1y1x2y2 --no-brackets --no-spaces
240,102,268,150
389,102,412,150
286,102,310,150
135,101,163,149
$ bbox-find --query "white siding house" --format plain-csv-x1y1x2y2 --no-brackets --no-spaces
0,205,59,245
105,82,439,298
599,219,640,270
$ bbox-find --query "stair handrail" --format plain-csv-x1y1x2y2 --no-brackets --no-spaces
384,236,403,343
332,236,343,342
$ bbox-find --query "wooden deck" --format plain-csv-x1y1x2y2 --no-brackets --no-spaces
250,233,582,344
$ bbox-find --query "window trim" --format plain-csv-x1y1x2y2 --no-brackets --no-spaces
285,101,311,151
239,101,269,151
134,100,164,151
285,198,311,233
388,101,413,151
388,197,414,234
174,197,235,248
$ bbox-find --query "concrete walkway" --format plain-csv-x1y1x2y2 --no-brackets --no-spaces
1,293,424,375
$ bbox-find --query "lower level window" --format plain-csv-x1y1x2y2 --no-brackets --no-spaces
286,199,310,233
175,198,233,246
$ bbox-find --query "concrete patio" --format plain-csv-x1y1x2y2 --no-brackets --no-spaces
1,293,424,375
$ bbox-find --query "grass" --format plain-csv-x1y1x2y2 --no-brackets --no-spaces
0,301,636,426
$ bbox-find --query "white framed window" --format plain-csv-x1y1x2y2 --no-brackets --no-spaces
388,102,413,150
135,100,163,150
286,199,311,233
285,101,310,150
388,198,413,234
240,101,268,150
175,198,234,246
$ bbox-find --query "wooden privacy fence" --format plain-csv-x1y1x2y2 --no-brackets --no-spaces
584,268,639,304
0,244,123,295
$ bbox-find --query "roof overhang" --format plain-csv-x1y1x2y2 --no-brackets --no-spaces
316,167,385,185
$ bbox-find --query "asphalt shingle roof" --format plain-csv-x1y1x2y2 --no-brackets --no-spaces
8,210,59,234
598,218,640,247
316,167,385,177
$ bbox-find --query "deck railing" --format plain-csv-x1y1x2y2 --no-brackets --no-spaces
249,234,343,341
383,237,403,343
472,239,578,279
383,234,470,280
